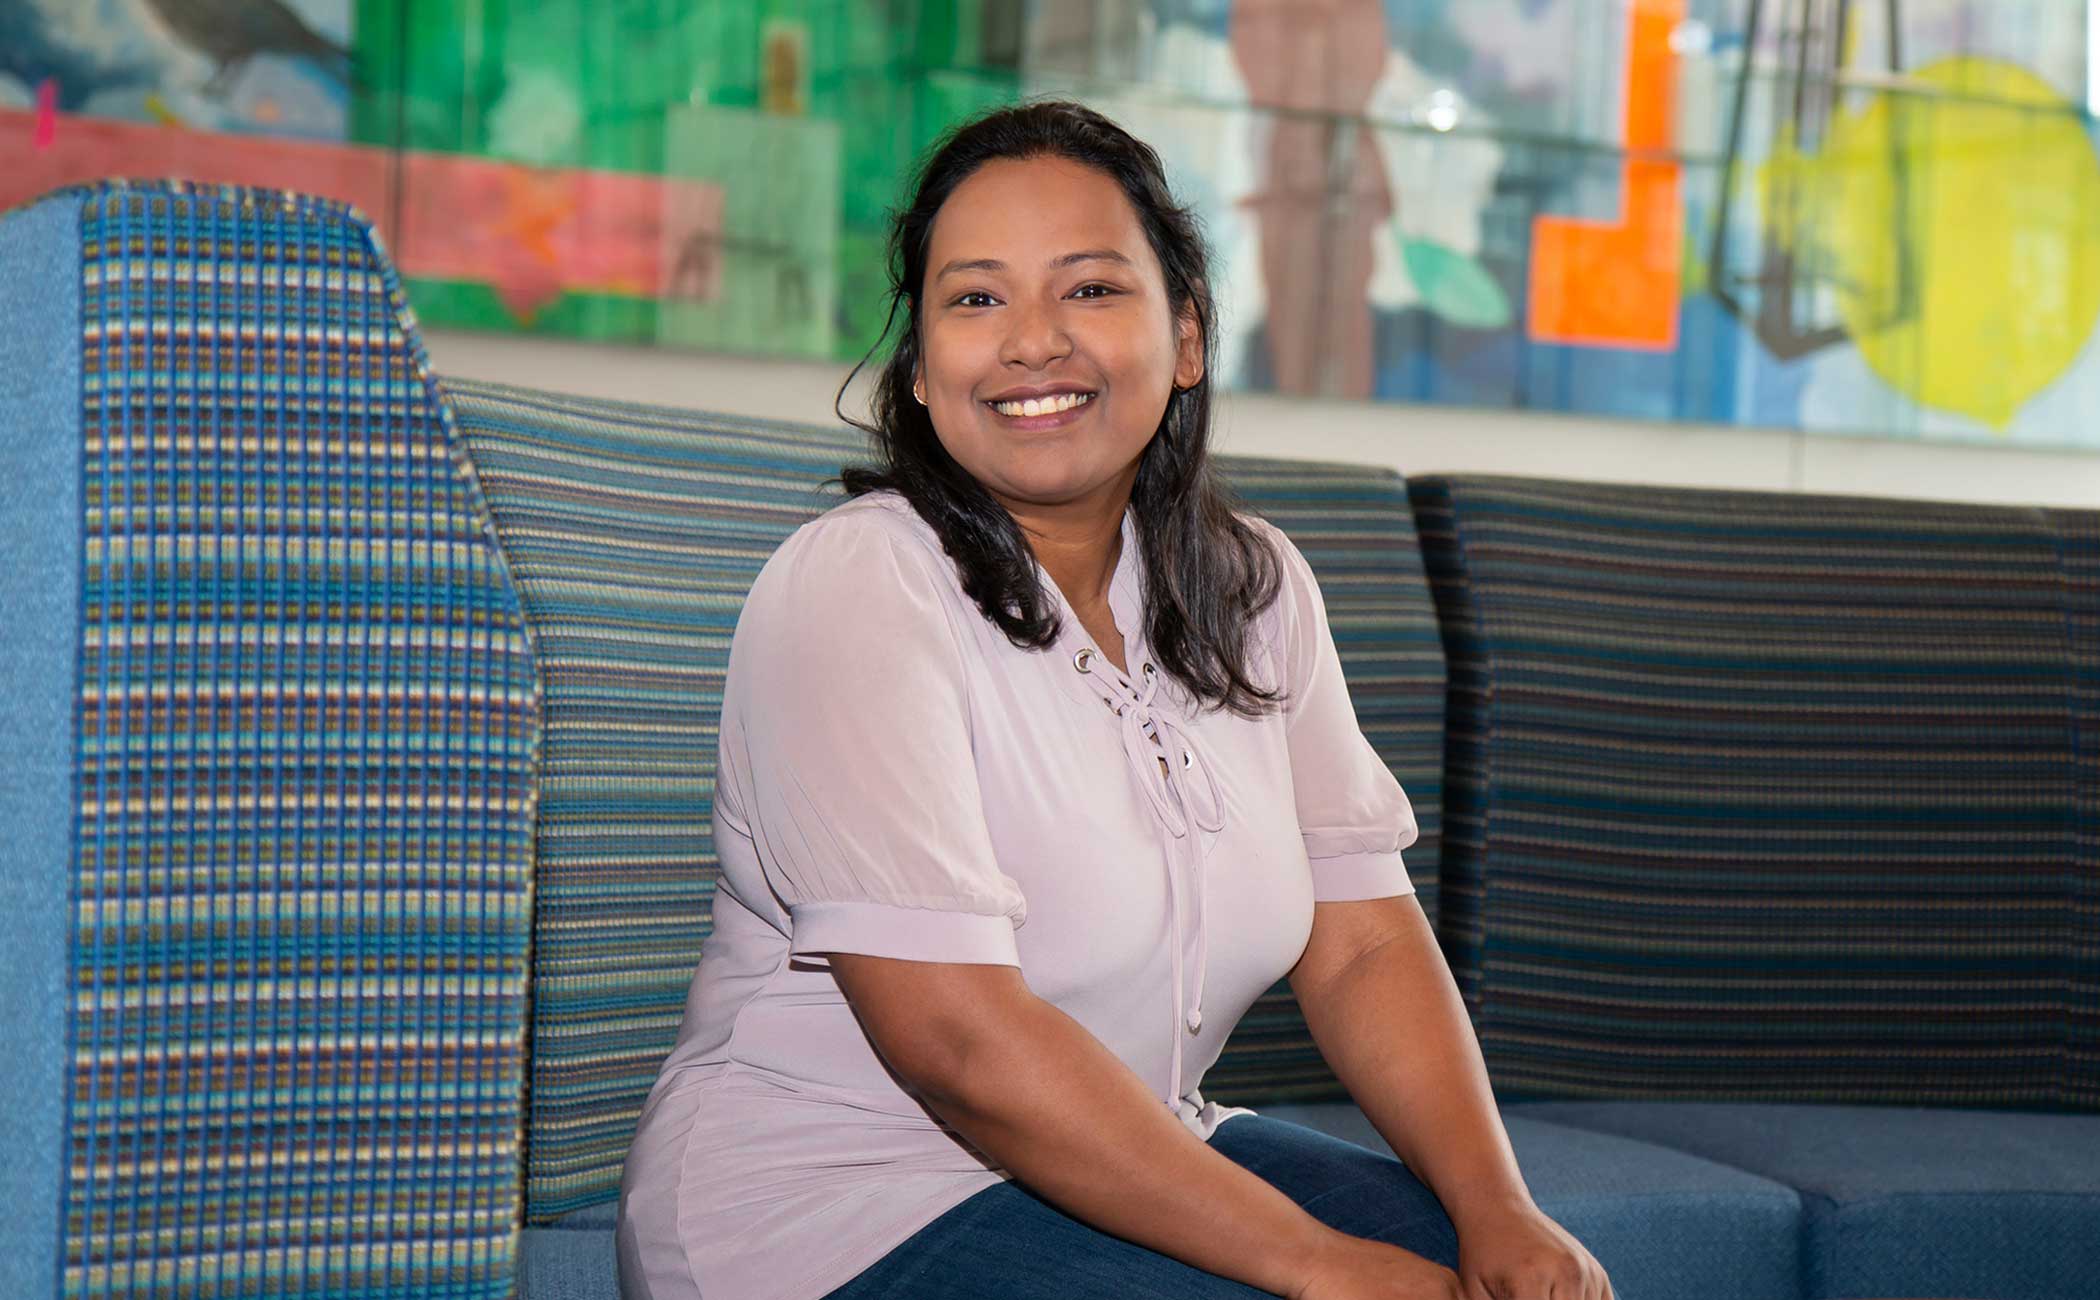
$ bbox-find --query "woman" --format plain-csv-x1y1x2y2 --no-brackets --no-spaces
616,100,1611,1300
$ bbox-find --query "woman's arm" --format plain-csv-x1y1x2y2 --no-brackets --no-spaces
830,953,1462,1300
1289,895,1612,1300
1288,896,1528,1220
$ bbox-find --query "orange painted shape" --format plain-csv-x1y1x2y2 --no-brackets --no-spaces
1527,0,1685,351
0,110,723,313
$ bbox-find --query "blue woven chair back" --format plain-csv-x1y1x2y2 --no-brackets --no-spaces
0,182,538,1296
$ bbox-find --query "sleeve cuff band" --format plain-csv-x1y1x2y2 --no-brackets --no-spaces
1309,849,1418,903
790,900,1022,967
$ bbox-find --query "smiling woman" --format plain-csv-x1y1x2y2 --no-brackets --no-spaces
913,158,1201,533
833,105,1276,710
613,100,1611,1300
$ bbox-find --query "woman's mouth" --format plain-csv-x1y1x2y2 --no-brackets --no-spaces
985,391,1096,428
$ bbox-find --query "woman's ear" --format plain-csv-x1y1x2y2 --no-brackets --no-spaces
1172,301,1205,390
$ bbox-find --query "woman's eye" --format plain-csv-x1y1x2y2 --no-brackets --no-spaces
955,291,997,308
1072,283,1117,299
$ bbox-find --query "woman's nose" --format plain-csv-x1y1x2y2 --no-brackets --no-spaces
998,298,1073,369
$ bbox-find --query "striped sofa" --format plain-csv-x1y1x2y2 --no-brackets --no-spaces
2,180,2094,1300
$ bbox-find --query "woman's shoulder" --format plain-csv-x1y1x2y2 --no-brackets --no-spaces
740,489,959,632
764,488,948,581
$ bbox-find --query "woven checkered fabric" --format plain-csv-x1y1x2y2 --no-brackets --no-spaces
1411,474,2084,1108
62,182,537,1296
2049,508,2100,1108
441,379,1445,1216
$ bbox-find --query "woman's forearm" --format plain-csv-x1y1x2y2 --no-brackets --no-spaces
1291,907,1534,1226
915,989,1342,1298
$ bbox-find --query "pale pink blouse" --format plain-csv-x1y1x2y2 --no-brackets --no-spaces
615,488,1418,1300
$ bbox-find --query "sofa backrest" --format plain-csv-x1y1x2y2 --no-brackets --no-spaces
1412,474,2093,1110
2047,507,2100,1108
0,182,538,1297
443,378,1447,1218
442,379,859,1222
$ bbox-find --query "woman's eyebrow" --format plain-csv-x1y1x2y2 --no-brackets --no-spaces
935,248,1135,280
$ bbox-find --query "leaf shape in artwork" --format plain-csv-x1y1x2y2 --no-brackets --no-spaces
1399,236,1512,331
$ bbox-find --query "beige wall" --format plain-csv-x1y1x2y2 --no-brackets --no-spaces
423,330,2100,510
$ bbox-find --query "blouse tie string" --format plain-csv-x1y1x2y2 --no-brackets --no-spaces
1074,649,1224,1110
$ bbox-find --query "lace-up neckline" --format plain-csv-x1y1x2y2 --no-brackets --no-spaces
1071,642,1222,1109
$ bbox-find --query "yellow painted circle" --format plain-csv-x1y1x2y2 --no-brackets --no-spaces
1807,57,2100,429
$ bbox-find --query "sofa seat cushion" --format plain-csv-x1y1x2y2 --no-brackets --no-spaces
1262,1102,1804,1300
1513,1101,2100,1300
523,1202,619,1300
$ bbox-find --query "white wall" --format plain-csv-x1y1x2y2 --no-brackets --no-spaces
422,329,2100,510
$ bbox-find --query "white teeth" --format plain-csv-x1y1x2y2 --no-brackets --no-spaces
992,392,1093,417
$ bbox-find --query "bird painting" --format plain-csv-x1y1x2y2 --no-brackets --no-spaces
136,0,354,96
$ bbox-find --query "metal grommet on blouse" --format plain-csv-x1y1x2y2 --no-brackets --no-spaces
1073,647,1094,673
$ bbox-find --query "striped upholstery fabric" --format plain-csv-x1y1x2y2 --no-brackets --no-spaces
442,381,858,1219
441,380,1444,1215
1410,474,2084,1108
2050,508,2100,1108
60,183,538,1295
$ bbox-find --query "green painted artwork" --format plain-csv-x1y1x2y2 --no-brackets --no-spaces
338,0,1018,354
658,102,839,357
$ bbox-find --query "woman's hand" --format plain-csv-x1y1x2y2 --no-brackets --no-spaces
1452,1199,1613,1300
1291,1231,1465,1300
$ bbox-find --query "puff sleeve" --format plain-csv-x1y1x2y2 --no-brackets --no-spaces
1256,516,1421,902
715,511,1027,967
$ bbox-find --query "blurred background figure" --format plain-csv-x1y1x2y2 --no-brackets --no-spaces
1231,0,1392,400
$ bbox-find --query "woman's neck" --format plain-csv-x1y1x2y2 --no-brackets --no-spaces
1002,490,1129,615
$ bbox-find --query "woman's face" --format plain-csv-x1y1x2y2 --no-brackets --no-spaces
915,155,1203,515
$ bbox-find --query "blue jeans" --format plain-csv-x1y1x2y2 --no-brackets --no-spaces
820,1113,1460,1299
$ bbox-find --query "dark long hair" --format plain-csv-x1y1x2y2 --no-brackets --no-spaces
834,99,1284,718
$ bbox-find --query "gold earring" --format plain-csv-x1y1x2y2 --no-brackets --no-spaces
913,383,926,405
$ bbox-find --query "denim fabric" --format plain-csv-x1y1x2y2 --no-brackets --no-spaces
1518,1101,2100,1300
0,191,82,1300
818,1113,1458,1300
